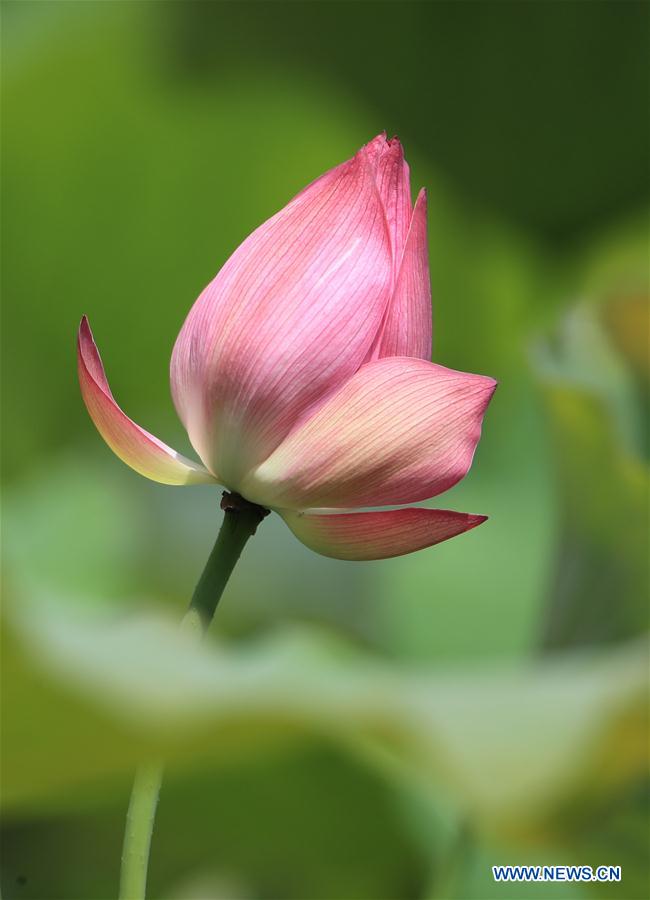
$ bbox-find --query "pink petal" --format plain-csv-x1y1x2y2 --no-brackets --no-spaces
78,317,216,486
281,507,487,560
170,146,393,487
362,133,412,264
243,356,496,510
370,189,432,361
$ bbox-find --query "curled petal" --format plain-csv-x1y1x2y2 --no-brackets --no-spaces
170,147,393,487
243,356,496,510
281,507,487,561
78,317,216,486
371,189,432,361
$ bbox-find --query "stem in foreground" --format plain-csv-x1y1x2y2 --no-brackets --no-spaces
119,492,269,900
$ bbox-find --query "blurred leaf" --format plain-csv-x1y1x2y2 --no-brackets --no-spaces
3,591,646,848
534,301,649,647
601,292,650,387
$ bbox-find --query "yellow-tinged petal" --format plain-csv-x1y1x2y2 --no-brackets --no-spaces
243,356,496,510
77,317,217,486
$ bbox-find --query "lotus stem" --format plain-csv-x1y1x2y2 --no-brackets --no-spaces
118,493,268,899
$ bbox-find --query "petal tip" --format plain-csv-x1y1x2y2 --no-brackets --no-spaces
386,135,404,159
466,513,488,529
282,506,490,561
362,131,404,167
475,374,498,401
77,315,96,357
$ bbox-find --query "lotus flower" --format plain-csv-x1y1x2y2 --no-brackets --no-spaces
78,134,496,560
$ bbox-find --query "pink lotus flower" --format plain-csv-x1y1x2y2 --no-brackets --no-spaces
78,134,495,560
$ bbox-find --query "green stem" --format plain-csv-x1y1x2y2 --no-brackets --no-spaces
119,760,164,900
118,492,268,900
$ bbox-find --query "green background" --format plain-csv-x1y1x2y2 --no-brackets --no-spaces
2,2,648,898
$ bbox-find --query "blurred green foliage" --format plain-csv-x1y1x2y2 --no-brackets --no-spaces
1,2,648,899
